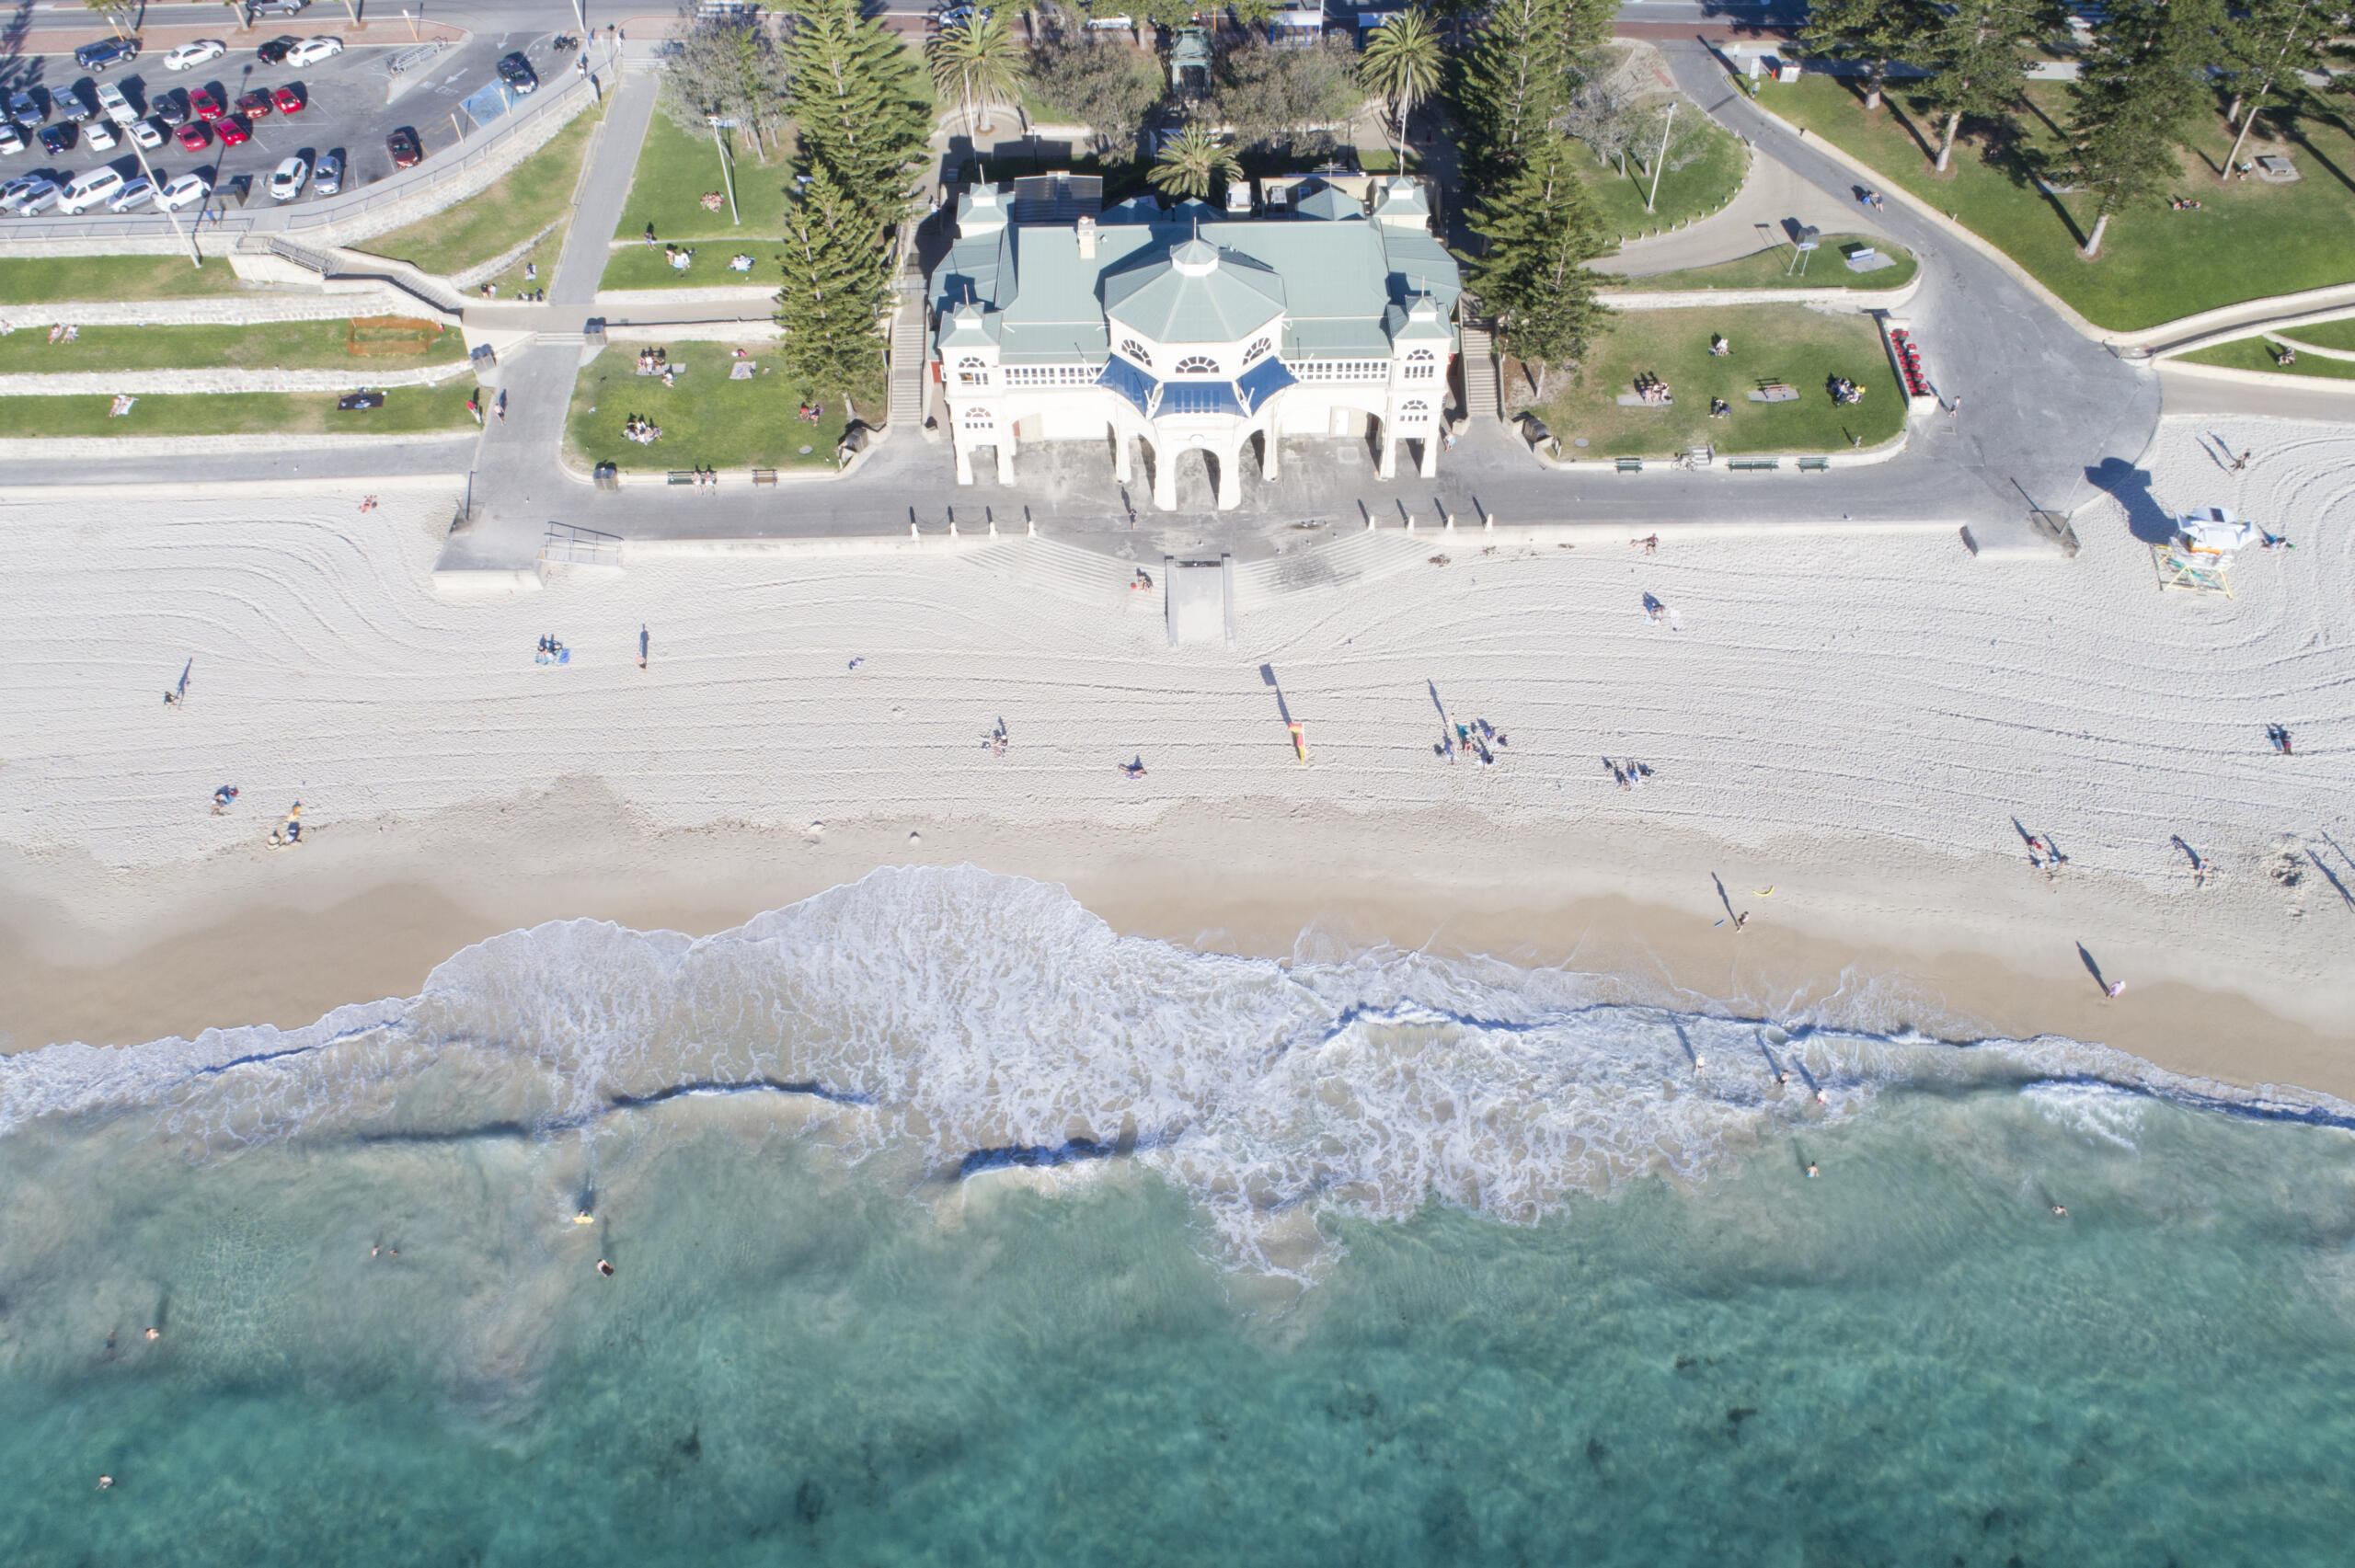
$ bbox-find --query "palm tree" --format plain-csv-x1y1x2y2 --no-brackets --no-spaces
1359,8,1443,164
925,11,1029,139
1146,124,1243,200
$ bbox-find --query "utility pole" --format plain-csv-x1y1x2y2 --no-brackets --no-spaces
708,115,741,226
402,7,419,40
129,137,202,269
1645,100,1675,215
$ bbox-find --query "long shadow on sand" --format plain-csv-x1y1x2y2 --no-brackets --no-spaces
2084,457,2177,544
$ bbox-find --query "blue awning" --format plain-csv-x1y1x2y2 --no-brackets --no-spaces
1097,355,1159,418
1159,379,1244,417
1235,356,1298,415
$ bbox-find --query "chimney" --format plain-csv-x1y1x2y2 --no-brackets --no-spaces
1076,214,1097,259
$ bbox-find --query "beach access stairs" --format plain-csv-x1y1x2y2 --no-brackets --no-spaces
1459,322,1501,422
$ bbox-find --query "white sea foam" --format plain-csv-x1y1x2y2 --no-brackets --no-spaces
2023,1081,2150,1151
4,867,2348,1274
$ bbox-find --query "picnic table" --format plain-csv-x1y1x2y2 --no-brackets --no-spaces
1747,383,1799,403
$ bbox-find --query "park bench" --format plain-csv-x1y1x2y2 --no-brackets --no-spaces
752,468,779,486
1615,456,1644,473
668,470,697,486
1746,383,1800,403
1728,457,1780,471
1798,455,1832,472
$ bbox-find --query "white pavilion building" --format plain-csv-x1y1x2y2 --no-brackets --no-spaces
927,177,1464,510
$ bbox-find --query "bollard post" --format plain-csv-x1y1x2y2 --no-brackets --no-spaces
910,521,920,539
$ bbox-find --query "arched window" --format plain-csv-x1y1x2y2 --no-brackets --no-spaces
1175,355,1219,376
1402,399,1430,422
1242,337,1270,367
1120,338,1153,368
963,407,994,431
1405,348,1437,382
957,354,989,387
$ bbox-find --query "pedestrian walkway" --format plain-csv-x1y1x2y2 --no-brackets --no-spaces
1594,154,1897,279
552,72,661,310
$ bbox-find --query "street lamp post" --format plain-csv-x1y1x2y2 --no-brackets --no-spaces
127,138,203,269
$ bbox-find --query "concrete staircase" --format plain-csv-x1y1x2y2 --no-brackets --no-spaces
256,235,469,319
886,282,928,431
1459,321,1502,421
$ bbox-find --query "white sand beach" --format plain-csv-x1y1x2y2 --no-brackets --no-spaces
1,416,2349,1088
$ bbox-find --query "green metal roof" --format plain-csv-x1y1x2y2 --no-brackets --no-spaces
932,204,1462,365
1103,238,1287,343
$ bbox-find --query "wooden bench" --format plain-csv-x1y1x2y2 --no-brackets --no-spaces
667,470,697,486
1746,383,1800,403
751,468,778,486
1615,456,1644,473
1798,455,1832,472
1728,456,1780,471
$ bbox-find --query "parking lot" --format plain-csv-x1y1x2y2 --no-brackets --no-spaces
0,24,594,215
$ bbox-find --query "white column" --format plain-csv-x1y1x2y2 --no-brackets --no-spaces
1213,441,1242,510
1113,426,1132,483
994,438,1016,484
1377,419,1398,480
1150,437,1178,510
1259,427,1281,480
1418,430,1439,479
953,424,975,486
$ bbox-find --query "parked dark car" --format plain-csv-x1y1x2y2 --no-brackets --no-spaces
496,52,537,95
50,84,95,123
6,90,44,125
256,36,301,64
154,89,191,128
385,125,421,168
74,38,139,72
37,121,75,154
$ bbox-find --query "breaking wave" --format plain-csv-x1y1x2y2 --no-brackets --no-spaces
6,866,2349,1275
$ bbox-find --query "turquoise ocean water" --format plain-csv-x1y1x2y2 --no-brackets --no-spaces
6,866,2354,1564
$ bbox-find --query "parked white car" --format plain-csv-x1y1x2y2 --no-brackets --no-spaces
162,40,229,72
155,172,210,212
106,175,155,212
83,119,118,151
268,155,309,200
11,177,60,214
56,166,125,214
286,37,344,66
0,123,25,156
130,117,166,151
97,81,135,125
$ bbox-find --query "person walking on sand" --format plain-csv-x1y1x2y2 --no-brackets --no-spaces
2232,449,2251,473
2106,979,2125,1000
638,624,649,670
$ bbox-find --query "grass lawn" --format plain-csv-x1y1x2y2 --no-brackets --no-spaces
2174,336,2355,382
1514,303,1905,457
565,341,857,470
0,256,246,305
360,106,601,278
1614,233,1918,292
600,238,783,292
1755,75,2355,331
0,318,465,373
612,112,792,246
0,383,478,438
1578,105,1748,243
2274,315,2355,351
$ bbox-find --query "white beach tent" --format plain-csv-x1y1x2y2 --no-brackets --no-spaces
2174,507,2257,554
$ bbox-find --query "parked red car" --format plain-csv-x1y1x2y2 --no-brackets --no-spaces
190,87,224,121
385,125,421,168
217,115,251,146
236,89,273,118
175,120,213,151
270,84,304,114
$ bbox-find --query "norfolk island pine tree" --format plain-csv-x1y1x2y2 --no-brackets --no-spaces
781,0,932,224
1466,132,1611,396
1915,0,2068,174
777,162,896,401
2061,0,2214,258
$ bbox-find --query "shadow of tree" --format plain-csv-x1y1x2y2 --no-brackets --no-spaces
2084,456,2176,543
